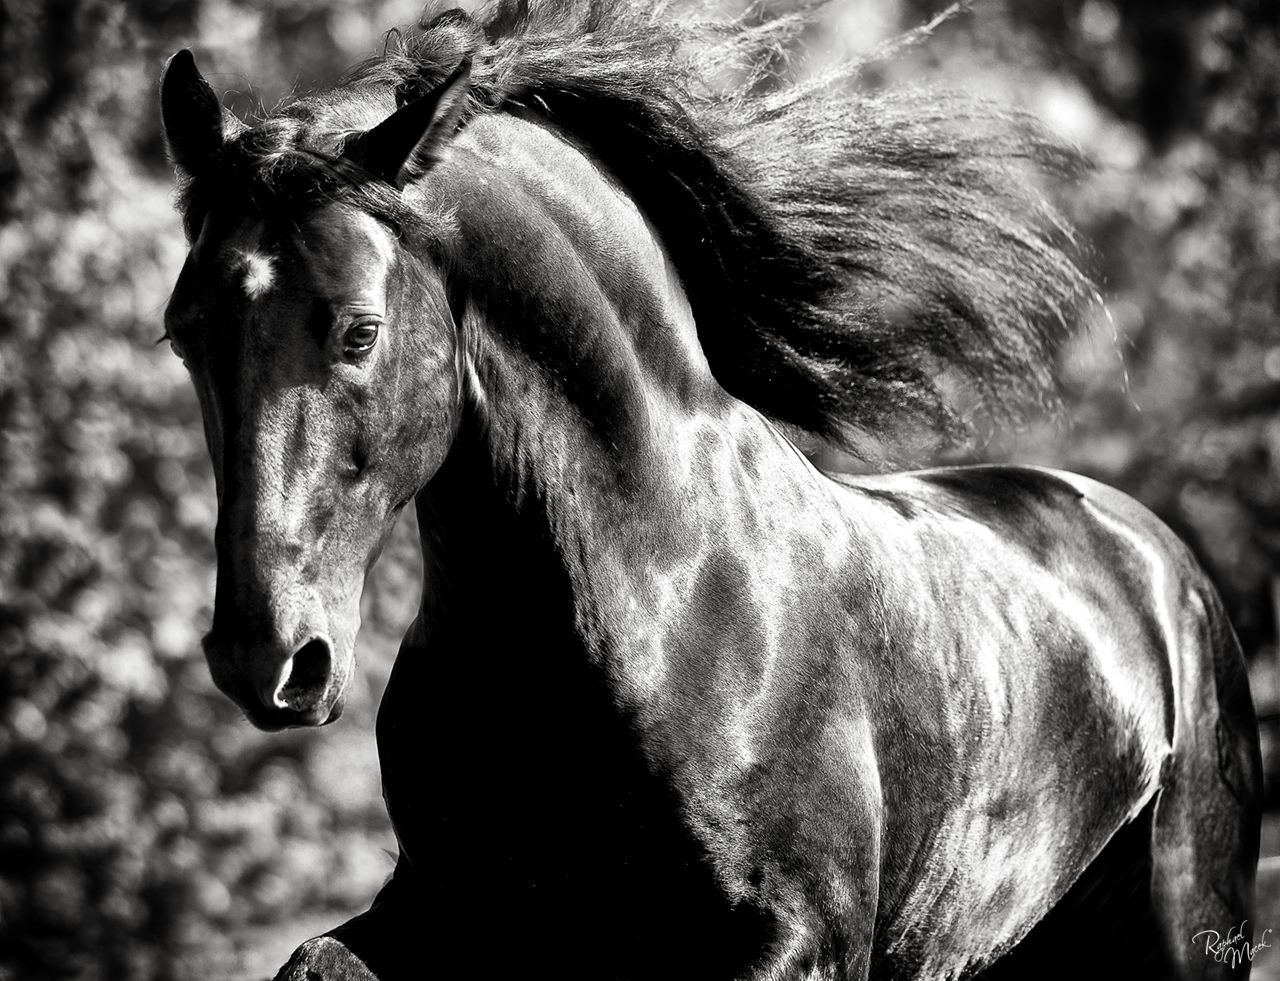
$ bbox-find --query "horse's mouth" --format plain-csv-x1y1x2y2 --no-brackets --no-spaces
241,694,346,732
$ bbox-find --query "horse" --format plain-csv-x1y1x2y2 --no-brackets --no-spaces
156,3,1261,979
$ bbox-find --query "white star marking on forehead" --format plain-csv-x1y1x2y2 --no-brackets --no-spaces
237,250,275,300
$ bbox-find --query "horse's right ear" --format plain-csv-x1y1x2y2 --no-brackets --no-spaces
160,50,237,176
343,59,472,190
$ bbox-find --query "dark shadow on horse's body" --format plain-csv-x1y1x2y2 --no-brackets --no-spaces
157,3,1261,978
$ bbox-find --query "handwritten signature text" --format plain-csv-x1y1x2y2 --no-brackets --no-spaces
1191,921,1273,969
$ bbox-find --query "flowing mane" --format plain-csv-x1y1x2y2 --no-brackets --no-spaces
175,0,1096,453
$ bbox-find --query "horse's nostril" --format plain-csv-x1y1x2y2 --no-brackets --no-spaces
273,637,333,710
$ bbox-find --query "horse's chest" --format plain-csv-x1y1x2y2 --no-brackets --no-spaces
376,613,756,962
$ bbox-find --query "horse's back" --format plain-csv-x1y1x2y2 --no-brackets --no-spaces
828,464,1260,978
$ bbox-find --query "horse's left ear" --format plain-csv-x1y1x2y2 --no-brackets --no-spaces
345,59,472,190
160,49,242,176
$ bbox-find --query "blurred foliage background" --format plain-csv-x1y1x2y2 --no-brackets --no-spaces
0,0,1277,978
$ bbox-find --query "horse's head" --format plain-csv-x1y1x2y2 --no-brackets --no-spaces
160,52,471,728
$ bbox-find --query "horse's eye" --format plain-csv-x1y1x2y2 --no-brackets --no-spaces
158,330,186,362
343,321,380,357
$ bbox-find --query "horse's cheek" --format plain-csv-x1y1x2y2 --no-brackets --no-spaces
407,359,461,471
274,935,377,981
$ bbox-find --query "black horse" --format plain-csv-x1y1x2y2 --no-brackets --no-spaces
158,3,1260,978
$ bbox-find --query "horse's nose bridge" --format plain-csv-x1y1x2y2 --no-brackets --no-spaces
212,491,305,622
216,408,323,550
210,448,319,651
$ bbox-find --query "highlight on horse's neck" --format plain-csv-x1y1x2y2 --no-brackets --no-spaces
438,118,718,509
409,119,778,652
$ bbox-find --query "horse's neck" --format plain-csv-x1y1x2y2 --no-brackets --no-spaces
441,112,717,444
417,114,834,674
